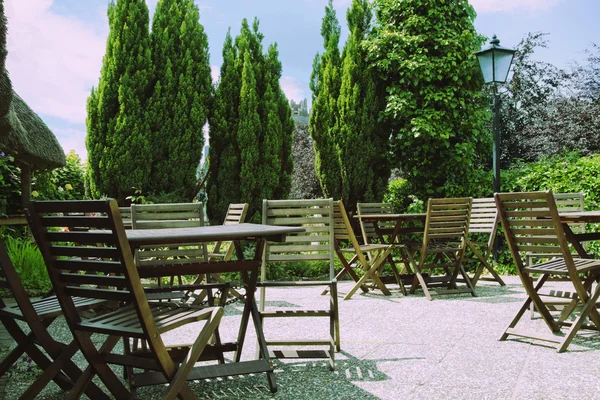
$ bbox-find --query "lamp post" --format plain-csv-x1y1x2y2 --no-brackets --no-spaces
475,35,516,195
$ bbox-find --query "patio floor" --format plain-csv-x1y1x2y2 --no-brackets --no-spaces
2,276,600,399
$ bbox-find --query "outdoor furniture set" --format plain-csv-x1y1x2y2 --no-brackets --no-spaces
0,190,599,398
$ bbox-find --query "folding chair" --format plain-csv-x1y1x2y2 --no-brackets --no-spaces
204,203,249,301
131,202,212,303
0,241,108,400
527,193,587,319
496,191,600,352
119,206,132,229
356,202,397,246
410,197,475,300
26,199,224,399
463,197,506,286
259,199,340,370
333,201,401,300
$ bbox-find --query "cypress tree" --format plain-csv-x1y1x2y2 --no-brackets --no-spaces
238,50,261,215
309,0,343,200
207,31,240,222
86,0,152,201
207,19,293,222
337,0,390,213
148,0,212,200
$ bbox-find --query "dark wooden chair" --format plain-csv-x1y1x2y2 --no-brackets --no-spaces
26,199,224,399
463,197,506,286
496,190,600,352
259,199,340,370
131,202,210,303
333,201,401,299
0,240,108,399
410,197,475,300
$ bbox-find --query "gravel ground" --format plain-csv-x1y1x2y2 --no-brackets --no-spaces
2,277,600,399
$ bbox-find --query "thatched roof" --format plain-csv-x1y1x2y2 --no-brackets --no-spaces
0,0,65,170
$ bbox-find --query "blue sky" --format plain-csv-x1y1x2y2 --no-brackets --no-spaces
4,0,599,160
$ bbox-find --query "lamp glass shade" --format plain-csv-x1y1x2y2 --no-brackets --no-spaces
476,36,516,84
492,49,514,83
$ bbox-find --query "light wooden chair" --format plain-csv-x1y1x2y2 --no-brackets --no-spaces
333,201,401,299
463,197,506,286
527,193,587,318
356,202,396,245
259,199,340,370
200,203,249,302
26,199,224,399
495,190,600,352
119,206,132,229
410,197,475,300
0,241,108,400
131,202,211,303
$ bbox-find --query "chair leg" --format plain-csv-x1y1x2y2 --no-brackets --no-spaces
500,274,553,341
163,308,224,400
557,280,600,352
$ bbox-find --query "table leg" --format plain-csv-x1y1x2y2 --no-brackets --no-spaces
562,223,592,258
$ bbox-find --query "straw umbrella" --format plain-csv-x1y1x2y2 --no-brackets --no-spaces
0,0,66,211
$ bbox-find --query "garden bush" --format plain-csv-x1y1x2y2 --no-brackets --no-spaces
2,235,51,294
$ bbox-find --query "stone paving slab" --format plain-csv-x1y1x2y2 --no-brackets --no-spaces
1,276,600,399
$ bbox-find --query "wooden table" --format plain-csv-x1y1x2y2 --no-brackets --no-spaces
560,211,600,258
126,223,304,392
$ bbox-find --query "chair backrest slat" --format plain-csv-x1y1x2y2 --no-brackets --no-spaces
423,197,472,246
131,202,208,265
262,199,335,278
26,199,154,328
495,191,574,271
356,202,395,244
211,203,249,260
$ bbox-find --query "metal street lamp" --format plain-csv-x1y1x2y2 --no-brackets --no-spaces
475,35,516,195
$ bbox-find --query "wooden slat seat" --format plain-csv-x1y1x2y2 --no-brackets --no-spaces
26,199,225,399
496,190,600,352
259,199,340,370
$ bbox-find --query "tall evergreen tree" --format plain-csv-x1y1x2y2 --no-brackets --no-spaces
365,0,489,199
207,19,293,222
147,0,212,200
337,0,390,212
238,50,262,213
86,0,152,201
309,0,343,200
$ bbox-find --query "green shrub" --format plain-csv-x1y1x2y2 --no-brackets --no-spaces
3,236,51,294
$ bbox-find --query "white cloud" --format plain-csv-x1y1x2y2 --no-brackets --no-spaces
280,76,305,102
51,127,88,161
5,0,107,124
470,0,561,14
211,65,220,84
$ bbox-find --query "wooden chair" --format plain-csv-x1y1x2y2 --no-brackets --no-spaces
495,190,600,352
463,197,506,286
26,199,225,399
131,202,210,303
333,201,401,300
356,202,397,245
201,203,249,302
259,199,340,370
527,193,586,318
0,241,108,400
410,197,475,300
119,206,132,229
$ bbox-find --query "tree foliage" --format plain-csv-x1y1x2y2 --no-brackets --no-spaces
86,0,152,202
207,19,294,222
365,0,490,200
337,0,390,212
147,0,212,201
499,33,600,165
309,0,343,200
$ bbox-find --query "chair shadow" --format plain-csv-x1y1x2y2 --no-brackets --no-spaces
169,350,417,399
